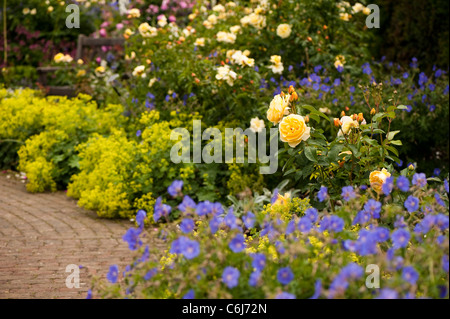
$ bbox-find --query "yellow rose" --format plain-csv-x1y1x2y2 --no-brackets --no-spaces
279,114,311,148
267,94,290,124
369,168,391,193
338,116,359,136
53,53,64,63
276,24,292,39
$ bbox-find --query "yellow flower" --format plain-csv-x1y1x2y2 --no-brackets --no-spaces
132,65,146,78
338,116,359,136
273,192,290,206
279,114,311,147
76,70,86,77
138,22,157,38
194,38,205,47
250,117,265,133
276,24,292,39
53,53,65,63
267,94,290,125
369,168,391,193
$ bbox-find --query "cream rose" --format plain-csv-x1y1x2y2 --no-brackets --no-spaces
369,168,391,193
276,24,292,39
267,94,290,125
279,114,311,147
338,116,359,136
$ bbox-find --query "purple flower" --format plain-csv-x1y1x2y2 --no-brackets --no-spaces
364,199,382,219
341,186,356,201
183,289,195,299
107,264,119,283
435,194,446,207
298,217,313,233
404,195,419,213
309,279,322,299
168,180,183,197
304,208,318,223
136,130,142,137
243,212,256,229
443,255,449,273
154,197,171,222
376,289,398,299
285,219,296,235
251,253,266,272
382,177,394,195
275,292,296,299
178,195,196,213
271,189,279,204
373,227,390,242
277,267,294,285
224,208,239,230
222,267,240,288
444,179,449,193
211,202,224,216
249,271,261,287
180,218,195,234
412,173,427,188
209,215,223,234
396,176,410,192
86,289,92,299
391,228,410,249
196,201,213,216
144,268,157,280
229,233,246,253
402,266,419,284
341,263,364,280
436,214,449,231
353,210,371,226
317,186,328,202
123,227,142,251
181,238,200,260
136,210,146,227
320,215,345,233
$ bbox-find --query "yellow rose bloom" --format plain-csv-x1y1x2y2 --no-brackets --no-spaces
338,116,359,136
369,168,391,193
267,94,290,125
276,24,292,39
53,53,65,63
279,114,311,148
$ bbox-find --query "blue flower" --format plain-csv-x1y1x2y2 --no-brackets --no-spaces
107,265,119,283
404,195,419,213
391,228,410,249
412,173,427,188
353,210,371,226
136,130,142,137
196,201,213,216
341,186,356,201
86,289,92,299
382,177,394,195
123,227,142,251
435,214,449,231
154,197,171,222
243,211,256,229
445,179,449,193
211,202,224,216
136,210,146,227
180,218,195,234
396,176,410,192
249,271,261,287
362,63,372,75
139,245,150,262
435,194,446,207
229,233,246,253
364,199,382,219
341,263,364,280
309,279,322,299
304,208,318,223
324,216,344,233
275,292,296,299
402,266,419,284
181,238,200,260
372,227,390,242
209,215,223,234
317,186,328,202
376,289,398,299
178,195,197,213
251,253,266,272
168,180,183,197
224,208,239,230
277,267,294,285
298,217,313,233
285,219,296,235
222,267,240,288
355,229,378,256
443,255,449,273
144,268,157,280
183,289,195,299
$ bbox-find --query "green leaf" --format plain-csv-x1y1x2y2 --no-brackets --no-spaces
389,140,402,146
304,146,318,163
386,130,400,141
397,105,408,110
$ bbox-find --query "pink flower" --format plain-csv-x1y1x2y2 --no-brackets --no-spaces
168,15,176,22
99,28,107,37
116,23,124,30
100,21,109,28
96,56,101,64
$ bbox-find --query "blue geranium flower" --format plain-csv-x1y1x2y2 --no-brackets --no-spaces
196,201,213,216
136,210,146,227
229,233,246,253
364,199,382,219
382,177,394,195
248,271,261,287
107,264,119,283
396,176,410,192
178,195,197,213
180,218,195,234
412,173,427,188
123,227,142,251
391,228,410,249
243,211,256,229
277,267,294,285
209,215,223,234
183,289,195,299
181,238,200,260
251,253,266,272
222,267,240,288
341,186,356,201
168,180,183,197
402,266,419,285
404,195,419,213
317,186,328,202
275,292,296,299
376,289,398,299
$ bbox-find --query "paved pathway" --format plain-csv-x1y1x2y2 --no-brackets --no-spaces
0,173,145,299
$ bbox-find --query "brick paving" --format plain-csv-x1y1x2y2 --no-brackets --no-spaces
0,173,154,299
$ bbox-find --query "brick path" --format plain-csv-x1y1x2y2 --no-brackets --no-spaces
0,173,152,299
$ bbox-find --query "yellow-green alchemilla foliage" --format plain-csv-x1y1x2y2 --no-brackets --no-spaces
0,88,125,192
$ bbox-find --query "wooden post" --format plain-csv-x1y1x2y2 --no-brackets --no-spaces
76,34,84,61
